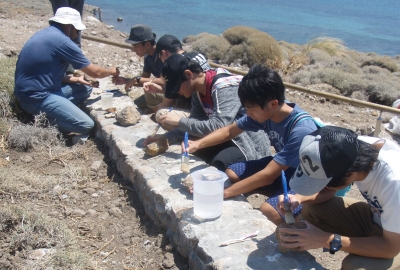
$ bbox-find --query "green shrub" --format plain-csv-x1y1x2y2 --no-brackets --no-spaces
362,65,391,76
361,57,398,72
192,33,230,60
332,55,361,74
362,73,400,105
242,32,283,68
183,32,210,44
307,48,333,66
291,68,367,96
222,26,259,45
223,44,245,65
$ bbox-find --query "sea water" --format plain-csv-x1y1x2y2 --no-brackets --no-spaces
86,0,399,56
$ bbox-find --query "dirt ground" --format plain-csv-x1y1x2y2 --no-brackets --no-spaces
1,0,399,269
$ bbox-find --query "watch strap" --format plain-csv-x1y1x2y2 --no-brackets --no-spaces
329,234,342,254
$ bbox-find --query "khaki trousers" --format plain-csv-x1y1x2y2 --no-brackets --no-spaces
155,108,190,131
302,197,400,270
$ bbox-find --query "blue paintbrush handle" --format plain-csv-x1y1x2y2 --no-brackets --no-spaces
183,132,189,157
281,171,289,203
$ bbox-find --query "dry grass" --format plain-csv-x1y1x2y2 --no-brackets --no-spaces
361,56,398,72
304,36,348,56
0,57,17,118
280,53,310,75
0,205,90,269
7,113,65,151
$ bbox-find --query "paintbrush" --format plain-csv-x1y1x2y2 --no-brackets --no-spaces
281,171,295,224
149,107,173,137
181,132,190,174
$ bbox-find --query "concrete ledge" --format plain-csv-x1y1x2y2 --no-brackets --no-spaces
86,83,323,269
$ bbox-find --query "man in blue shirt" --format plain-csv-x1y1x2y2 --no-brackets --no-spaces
185,65,318,224
14,7,119,137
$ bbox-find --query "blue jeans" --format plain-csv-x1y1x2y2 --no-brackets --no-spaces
20,83,94,134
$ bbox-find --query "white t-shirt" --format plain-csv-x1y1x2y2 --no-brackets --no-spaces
356,136,400,234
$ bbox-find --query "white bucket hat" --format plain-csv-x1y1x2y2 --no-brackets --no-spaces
49,7,86,31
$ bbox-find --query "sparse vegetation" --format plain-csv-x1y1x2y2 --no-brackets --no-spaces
361,56,398,72
0,57,17,118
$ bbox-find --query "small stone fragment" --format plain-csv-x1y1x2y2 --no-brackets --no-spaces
71,209,86,218
20,155,33,163
109,207,122,218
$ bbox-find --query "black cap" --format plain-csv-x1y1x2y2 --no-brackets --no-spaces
154,35,182,60
162,54,190,99
125,24,156,45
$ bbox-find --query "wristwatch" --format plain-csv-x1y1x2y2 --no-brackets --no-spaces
329,234,342,254
135,76,141,84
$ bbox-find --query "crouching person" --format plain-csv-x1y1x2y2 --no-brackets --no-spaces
144,54,270,171
14,7,119,136
278,126,400,270
185,65,318,210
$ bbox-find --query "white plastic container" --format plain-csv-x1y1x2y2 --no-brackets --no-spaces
191,168,228,219
101,93,113,110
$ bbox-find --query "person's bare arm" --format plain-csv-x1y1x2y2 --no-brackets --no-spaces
186,123,244,153
224,159,288,198
61,75,91,85
280,221,400,259
80,64,119,78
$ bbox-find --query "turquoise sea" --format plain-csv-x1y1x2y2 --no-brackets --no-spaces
85,0,400,56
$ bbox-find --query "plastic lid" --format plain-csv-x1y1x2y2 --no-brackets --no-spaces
191,168,228,182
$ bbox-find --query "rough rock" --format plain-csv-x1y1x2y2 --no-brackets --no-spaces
116,105,141,126
275,221,307,253
144,136,169,156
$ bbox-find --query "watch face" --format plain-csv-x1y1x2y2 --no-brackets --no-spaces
331,242,341,251
330,234,342,253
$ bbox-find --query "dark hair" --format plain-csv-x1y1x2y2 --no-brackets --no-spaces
181,60,203,82
166,45,182,54
238,64,285,109
327,140,378,188
141,39,156,46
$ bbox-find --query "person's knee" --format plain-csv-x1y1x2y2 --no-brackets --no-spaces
225,168,240,183
260,202,284,225
78,118,95,134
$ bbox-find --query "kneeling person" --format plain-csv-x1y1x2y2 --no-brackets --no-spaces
144,54,270,171
278,126,400,270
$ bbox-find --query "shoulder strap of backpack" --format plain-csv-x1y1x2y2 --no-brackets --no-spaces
284,112,325,144
211,72,232,89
